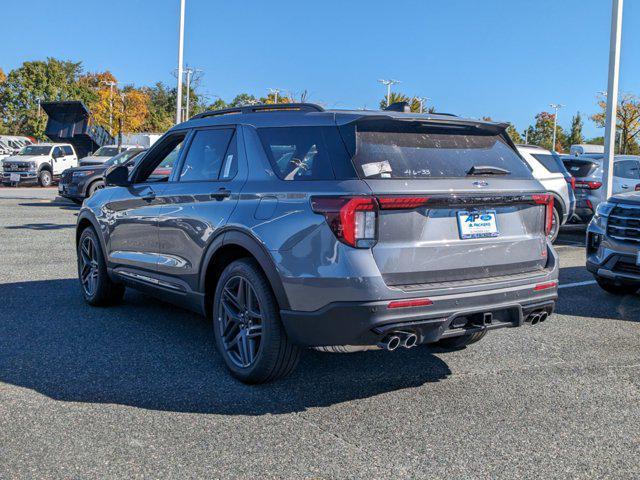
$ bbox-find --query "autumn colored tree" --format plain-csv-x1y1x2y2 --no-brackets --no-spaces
506,124,523,144
259,91,294,104
0,68,6,83
591,94,640,154
527,112,566,152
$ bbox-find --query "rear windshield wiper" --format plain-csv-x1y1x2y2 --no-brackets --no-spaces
466,165,510,176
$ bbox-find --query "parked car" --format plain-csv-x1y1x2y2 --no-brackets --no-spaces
76,102,559,383
79,145,140,166
586,191,640,294
59,148,146,203
2,143,77,186
563,154,640,222
569,144,604,156
516,145,575,241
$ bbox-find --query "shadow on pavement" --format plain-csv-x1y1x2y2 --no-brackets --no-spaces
5,223,74,231
0,278,451,415
18,201,80,211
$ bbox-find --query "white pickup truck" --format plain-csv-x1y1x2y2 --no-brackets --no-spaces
1,143,78,187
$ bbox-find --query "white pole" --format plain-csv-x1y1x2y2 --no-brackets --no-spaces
176,0,186,124
549,103,564,152
185,68,192,120
602,0,623,199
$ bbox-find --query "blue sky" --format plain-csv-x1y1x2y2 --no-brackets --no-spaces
3,0,639,137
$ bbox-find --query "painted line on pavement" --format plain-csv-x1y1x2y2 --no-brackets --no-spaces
559,280,597,289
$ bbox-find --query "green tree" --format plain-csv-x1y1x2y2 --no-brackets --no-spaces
207,98,228,110
379,92,433,113
229,93,258,107
528,112,566,152
140,82,176,132
565,112,584,150
0,58,95,139
506,124,523,144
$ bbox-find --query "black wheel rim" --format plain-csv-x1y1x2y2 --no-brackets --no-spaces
79,236,99,296
217,275,263,368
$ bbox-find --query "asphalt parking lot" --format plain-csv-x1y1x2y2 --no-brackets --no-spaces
0,187,639,479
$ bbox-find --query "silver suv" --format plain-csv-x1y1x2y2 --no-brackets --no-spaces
75,103,559,383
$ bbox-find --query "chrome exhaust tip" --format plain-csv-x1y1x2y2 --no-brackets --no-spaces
399,332,418,349
530,313,540,325
538,312,548,323
378,335,401,351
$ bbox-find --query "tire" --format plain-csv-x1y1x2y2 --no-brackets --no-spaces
548,206,561,243
38,169,52,187
595,276,639,295
70,198,83,205
213,258,300,384
88,180,105,197
77,227,125,306
435,330,487,349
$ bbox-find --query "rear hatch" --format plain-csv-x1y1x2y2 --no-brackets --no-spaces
344,118,550,286
562,157,602,202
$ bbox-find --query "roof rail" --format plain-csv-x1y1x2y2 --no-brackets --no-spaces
191,102,324,120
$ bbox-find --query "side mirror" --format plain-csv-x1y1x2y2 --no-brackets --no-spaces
104,164,131,187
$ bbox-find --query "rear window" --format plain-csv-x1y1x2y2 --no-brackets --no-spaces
349,121,532,179
258,126,352,181
531,152,566,174
563,159,599,178
93,146,119,157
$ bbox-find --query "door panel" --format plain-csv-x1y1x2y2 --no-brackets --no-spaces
157,128,245,289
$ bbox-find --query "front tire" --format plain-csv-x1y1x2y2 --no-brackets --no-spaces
213,259,300,383
435,330,487,349
77,227,125,305
595,276,639,295
88,180,105,197
38,169,52,187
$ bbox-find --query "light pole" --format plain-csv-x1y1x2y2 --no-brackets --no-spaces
415,96,431,114
268,88,281,104
602,0,623,198
175,0,186,124
102,80,117,135
378,79,400,107
35,97,41,117
549,103,564,151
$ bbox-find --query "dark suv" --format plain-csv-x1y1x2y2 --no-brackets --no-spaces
76,103,559,383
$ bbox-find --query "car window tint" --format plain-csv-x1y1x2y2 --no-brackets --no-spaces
614,161,640,179
531,153,565,174
62,145,73,155
179,129,234,182
135,134,186,183
219,132,238,180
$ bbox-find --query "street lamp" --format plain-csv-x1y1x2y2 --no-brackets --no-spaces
175,0,186,124
414,96,431,114
101,80,117,135
378,79,400,107
268,88,282,104
549,103,565,151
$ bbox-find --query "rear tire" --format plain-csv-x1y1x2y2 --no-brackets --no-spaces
77,227,125,306
595,276,639,295
38,169,52,187
435,330,487,349
213,258,300,384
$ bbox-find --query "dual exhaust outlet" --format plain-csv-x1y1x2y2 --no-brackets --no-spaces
525,310,548,326
377,331,418,351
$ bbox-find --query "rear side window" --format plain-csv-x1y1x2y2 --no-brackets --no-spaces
563,159,599,177
179,128,234,182
614,161,640,179
258,126,351,181
531,153,565,174
348,120,532,179
62,145,74,155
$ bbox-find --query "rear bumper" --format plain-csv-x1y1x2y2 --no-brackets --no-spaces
281,281,558,347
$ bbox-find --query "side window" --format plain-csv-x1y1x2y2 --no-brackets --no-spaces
62,145,73,156
257,126,338,181
614,161,639,179
179,128,234,182
135,134,186,183
52,147,62,158
219,132,238,180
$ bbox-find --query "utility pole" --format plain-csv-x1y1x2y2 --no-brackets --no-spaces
603,0,624,199
35,97,41,117
176,0,186,124
102,80,117,135
549,103,565,152
184,67,193,120
378,79,400,107
268,88,281,104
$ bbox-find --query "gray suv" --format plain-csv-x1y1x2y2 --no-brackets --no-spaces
75,103,559,383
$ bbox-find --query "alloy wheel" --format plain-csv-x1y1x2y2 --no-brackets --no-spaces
79,236,99,296
217,275,264,368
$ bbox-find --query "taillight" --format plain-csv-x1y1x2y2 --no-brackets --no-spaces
635,184,640,191
532,194,554,235
565,177,576,190
387,298,433,309
311,196,378,248
575,180,602,190
534,281,557,291
377,196,430,210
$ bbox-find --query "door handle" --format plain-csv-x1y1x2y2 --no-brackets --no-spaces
210,188,231,200
141,191,156,201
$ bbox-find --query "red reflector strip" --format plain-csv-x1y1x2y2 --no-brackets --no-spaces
377,196,431,210
534,281,557,291
575,181,602,190
387,298,433,309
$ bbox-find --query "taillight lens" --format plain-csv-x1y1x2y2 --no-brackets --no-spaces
575,180,602,190
311,196,378,248
377,196,430,210
565,177,576,190
532,194,554,235
635,184,640,192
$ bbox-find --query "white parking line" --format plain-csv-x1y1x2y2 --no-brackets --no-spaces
559,280,597,289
